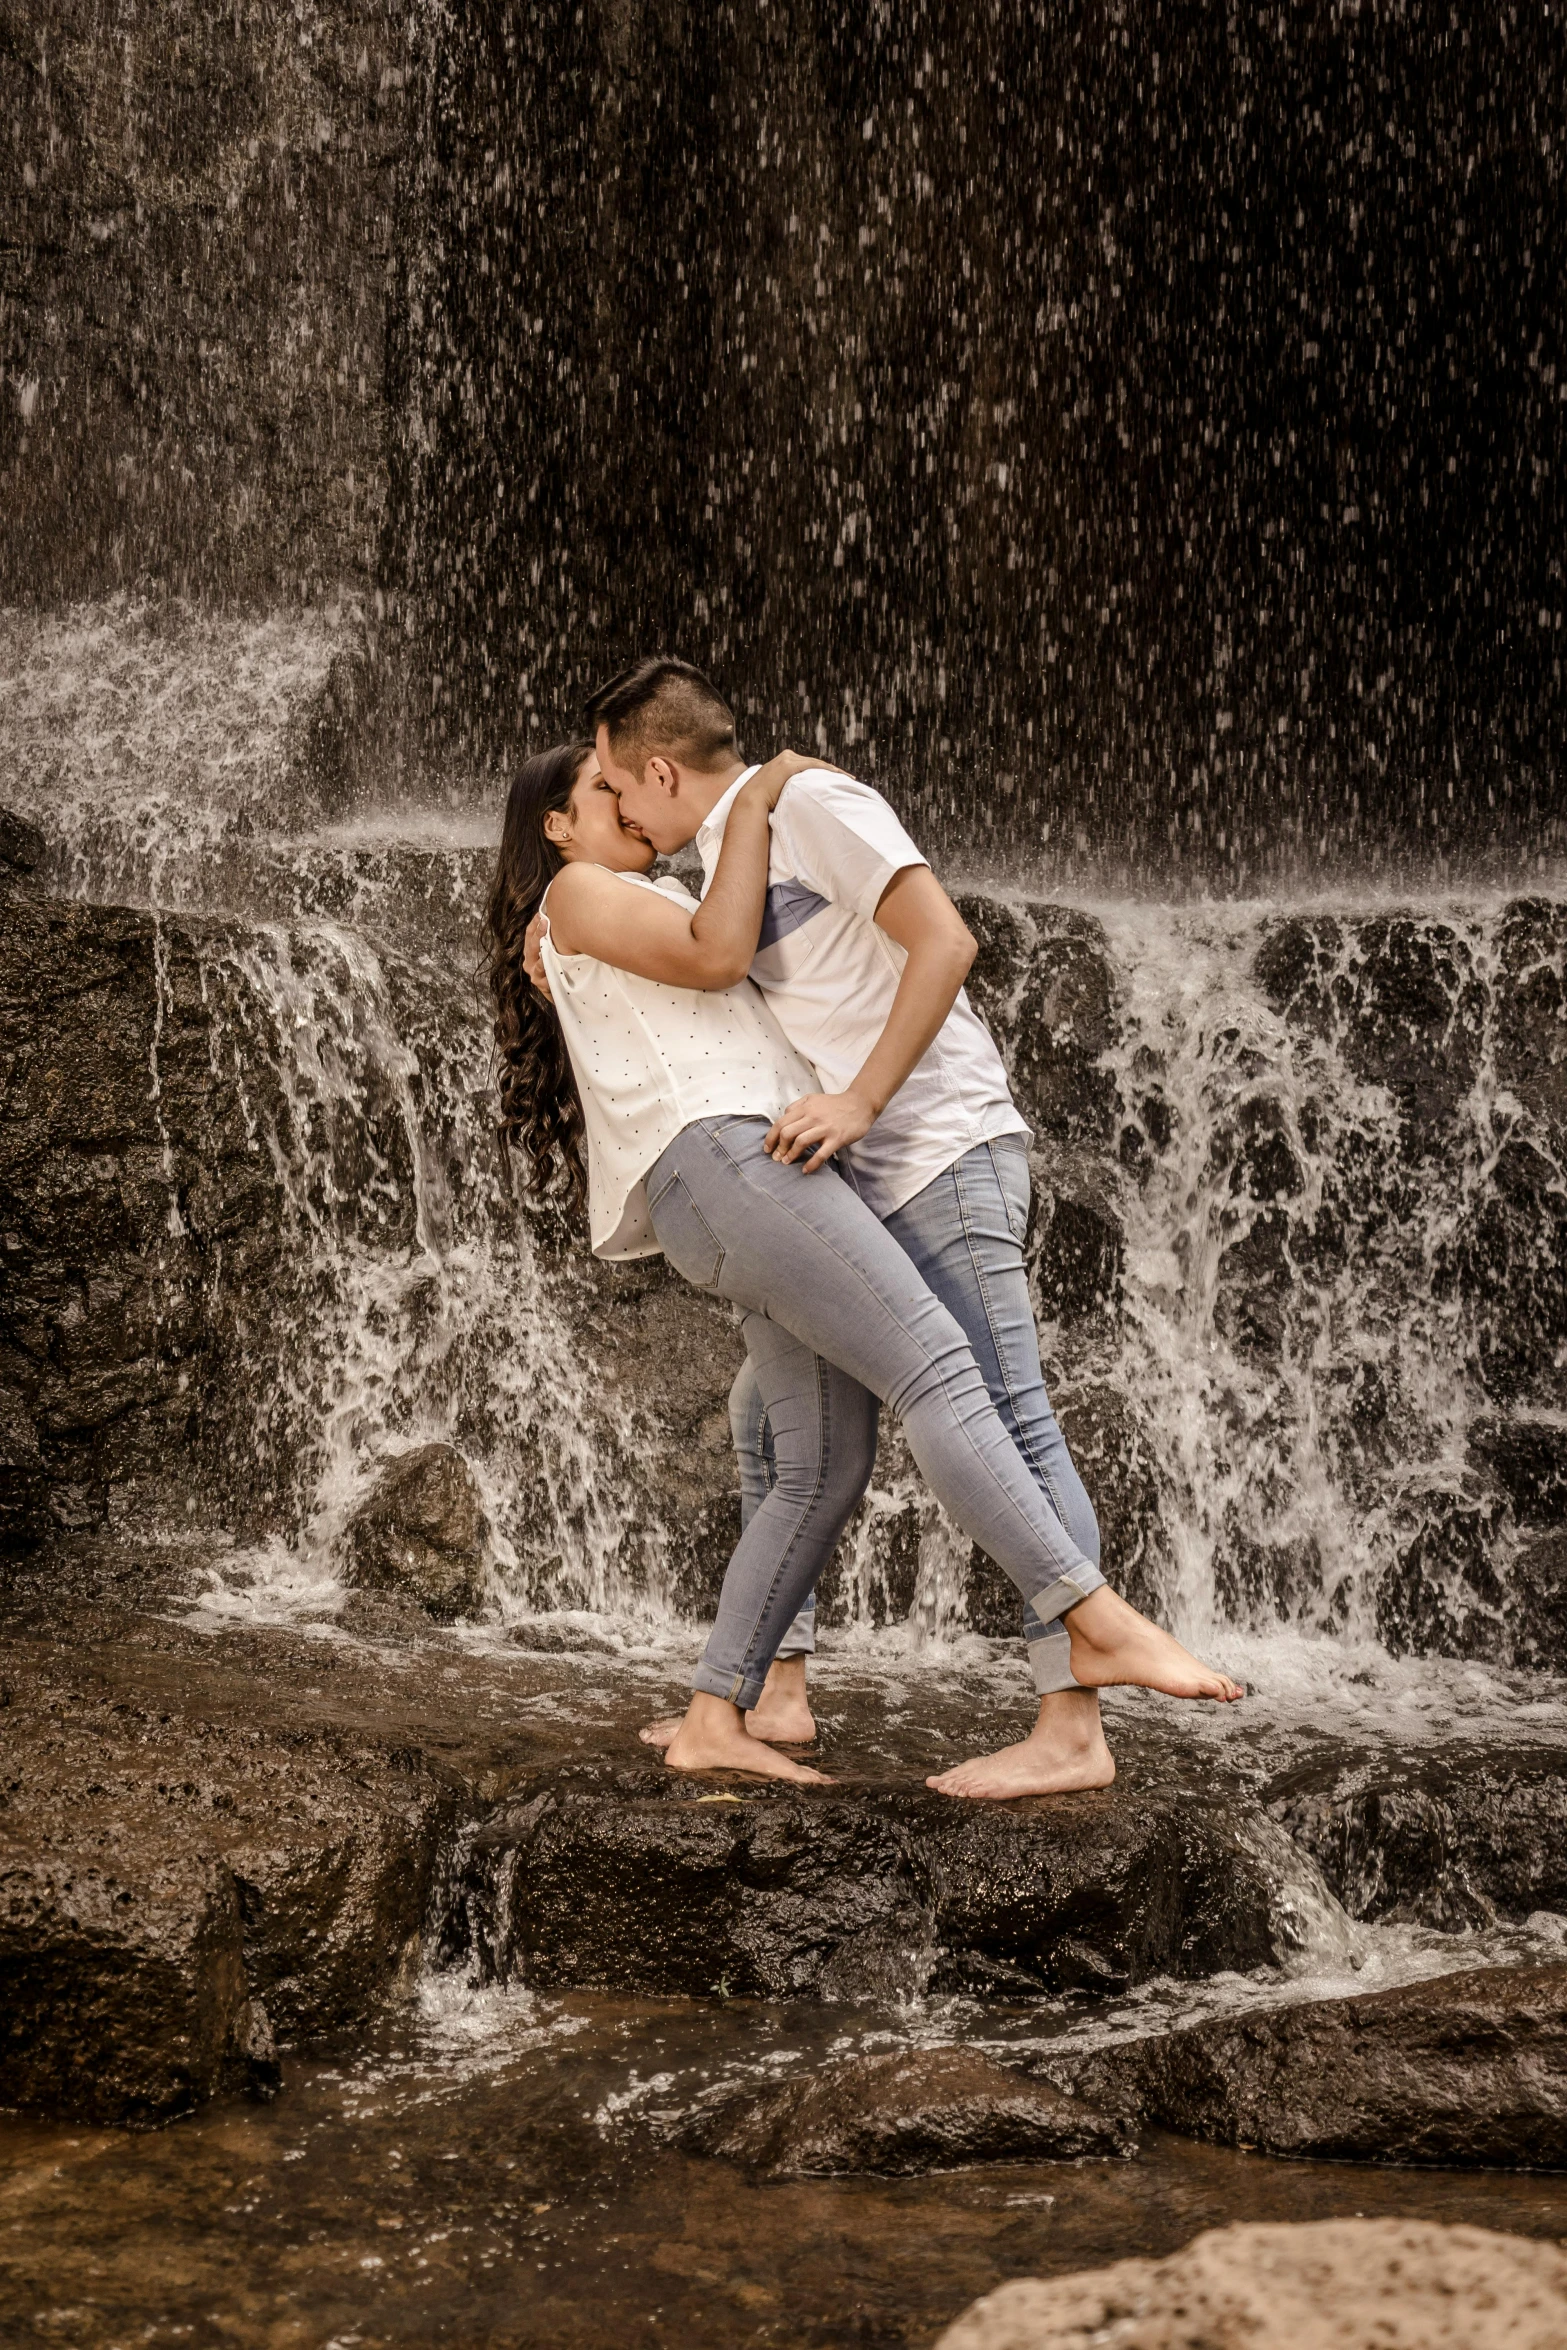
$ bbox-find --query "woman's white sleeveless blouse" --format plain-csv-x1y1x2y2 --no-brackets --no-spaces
539,869,817,1260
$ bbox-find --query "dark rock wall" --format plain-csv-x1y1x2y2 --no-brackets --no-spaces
0,0,410,602
0,900,291,1548
3,3,1562,872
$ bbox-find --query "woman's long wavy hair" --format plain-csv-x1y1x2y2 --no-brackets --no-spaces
483,740,594,1214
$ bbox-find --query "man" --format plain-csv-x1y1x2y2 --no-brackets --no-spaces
531,654,1113,1796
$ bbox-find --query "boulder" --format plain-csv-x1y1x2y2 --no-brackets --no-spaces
1468,1413,1567,1526
344,1444,490,1622
935,2218,1567,2350
0,1836,279,2127
0,804,43,881
1254,915,1485,1151
682,2047,1134,2176
1042,1961,1567,2168
0,1617,462,2121
957,897,1119,1150
1270,1750,1567,1931
1511,1529,1567,1670
462,1767,1320,2002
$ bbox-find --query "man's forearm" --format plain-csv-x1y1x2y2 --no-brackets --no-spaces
848,934,975,1115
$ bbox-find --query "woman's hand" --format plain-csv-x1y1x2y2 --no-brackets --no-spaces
764,1087,878,1174
522,912,553,1000
744,746,847,812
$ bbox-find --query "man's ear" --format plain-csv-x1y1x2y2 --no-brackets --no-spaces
646,754,680,799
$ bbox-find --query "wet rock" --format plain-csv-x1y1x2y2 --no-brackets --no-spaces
0,1838,269,2128
1272,1749,1567,1931
1468,1414,1567,1525
1375,1482,1510,1660
0,0,410,606
1051,1383,1169,1621
1512,1530,1567,1670
1213,1521,1322,1628
0,1393,49,1554
1030,1178,1123,1322
1010,914,1120,1151
1213,1206,1294,1360
682,2047,1134,2176
959,899,1119,1150
1047,1962,1567,2167
344,1445,489,1622
464,1768,1306,2003
545,1249,747,1621
0,805,43,881
1457,1137,1567,1405
936,2218,1567,2350
0,1621,464,2119
1256,916,1485,1151
0,897,297,1548
1495,898,1567,1130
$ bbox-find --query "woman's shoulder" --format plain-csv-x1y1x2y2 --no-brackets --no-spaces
566,865,698,910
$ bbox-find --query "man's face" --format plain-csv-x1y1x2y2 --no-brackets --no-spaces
595,724,699,856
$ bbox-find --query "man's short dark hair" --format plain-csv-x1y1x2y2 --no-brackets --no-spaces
585,656,737,773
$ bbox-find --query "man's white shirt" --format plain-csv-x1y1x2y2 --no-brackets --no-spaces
694,766,1027,1218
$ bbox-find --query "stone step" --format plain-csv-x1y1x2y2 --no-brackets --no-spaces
458,1763,1325,2003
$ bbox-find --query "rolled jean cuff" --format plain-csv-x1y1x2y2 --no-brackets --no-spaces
1024,1567,1105,1630
773,1600,816,1659
691,1659,769,1712
1026,1622,1077,1694
1022,1567,1105,1694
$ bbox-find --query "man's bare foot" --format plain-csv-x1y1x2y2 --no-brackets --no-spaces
745,1655,817,1744
639,1714,682,1750
927,1687,1116,1800
663,1692,833,1784
1064,1587,1244,1701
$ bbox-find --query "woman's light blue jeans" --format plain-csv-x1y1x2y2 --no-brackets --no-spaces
646,1117,1105,1711
733,1132,1101,1694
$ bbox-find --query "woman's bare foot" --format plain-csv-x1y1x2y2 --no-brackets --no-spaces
745,1655,817,1744
640,1657,817,1750
663,1693,833,1784
1064,1587,1244,1701
927,1688,1116,1799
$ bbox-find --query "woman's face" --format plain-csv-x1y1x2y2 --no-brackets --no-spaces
551,753,657,873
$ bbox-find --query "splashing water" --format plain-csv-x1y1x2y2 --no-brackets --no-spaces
1086,898,1566,1671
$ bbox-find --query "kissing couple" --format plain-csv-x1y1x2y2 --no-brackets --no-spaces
485,656,1241,1795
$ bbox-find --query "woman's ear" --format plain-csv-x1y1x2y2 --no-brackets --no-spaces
542,808,573,846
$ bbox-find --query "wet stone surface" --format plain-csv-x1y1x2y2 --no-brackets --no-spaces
678,2047,1136,2177
460,1767,1301,2003
3,1992,1567,2350
1270,1747,1567,1932
1049,1961,1567,2171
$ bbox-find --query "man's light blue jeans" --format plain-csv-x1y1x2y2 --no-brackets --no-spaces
646,1117,1105,1712
731,1132,1101,1695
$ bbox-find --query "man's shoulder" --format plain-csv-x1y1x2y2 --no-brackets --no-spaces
779,766,920,838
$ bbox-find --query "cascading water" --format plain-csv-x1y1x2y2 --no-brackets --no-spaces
7,604,1561,1715
1089,898,1567,1664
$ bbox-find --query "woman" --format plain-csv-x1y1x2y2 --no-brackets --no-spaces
486,742,1241,1786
